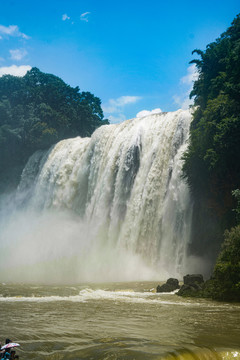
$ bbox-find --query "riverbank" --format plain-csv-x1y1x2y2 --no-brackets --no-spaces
157,273,240,303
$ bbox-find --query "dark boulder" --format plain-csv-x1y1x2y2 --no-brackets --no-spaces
177,274,205,297
177,284,193,296
183,274,204,285
177,284,202,296
166,278,179,287
157,283,174,292
156,278,180,293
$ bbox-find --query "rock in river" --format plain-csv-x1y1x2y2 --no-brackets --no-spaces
183,274,204,285
177,274,204,296
156,278,180,293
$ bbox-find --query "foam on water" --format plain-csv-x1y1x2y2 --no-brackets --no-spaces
0,288,238,309
0,288,188,304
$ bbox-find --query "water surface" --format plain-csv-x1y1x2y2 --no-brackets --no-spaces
0,282,239,359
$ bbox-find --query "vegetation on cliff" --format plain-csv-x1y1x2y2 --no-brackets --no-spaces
182,14,240,301
210,225,240,301
183,14,240,224
0,67,108,191
177,225,240,301
204,190,240,301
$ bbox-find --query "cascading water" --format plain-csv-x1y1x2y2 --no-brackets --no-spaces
0,109,195,283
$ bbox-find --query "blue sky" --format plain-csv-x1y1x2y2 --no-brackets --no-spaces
0,1,239,123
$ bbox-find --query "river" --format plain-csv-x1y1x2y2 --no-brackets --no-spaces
0,281,239,359
0,110,239,359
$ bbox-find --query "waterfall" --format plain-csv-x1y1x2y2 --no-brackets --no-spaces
0,109,194,283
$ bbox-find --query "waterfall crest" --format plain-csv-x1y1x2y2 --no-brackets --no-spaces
0,109,194,283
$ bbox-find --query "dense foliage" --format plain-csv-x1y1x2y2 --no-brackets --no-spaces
0,68,108,191
177,190,240,301
182,14,240,263
183,14,240,223
182,14,240,301
210,225,240,301
232,189,240,223
205,190,240,301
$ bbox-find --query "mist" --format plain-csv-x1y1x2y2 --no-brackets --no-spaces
0,202,159,283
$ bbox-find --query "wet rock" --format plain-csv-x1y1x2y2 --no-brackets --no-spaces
177,284,197,296
177,274,205,297
183,274,204,285
157,283,175,292
166,278,180,287
156,278,180,293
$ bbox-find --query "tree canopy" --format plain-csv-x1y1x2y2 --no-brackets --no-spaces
0,68,108,191
183,14,240,225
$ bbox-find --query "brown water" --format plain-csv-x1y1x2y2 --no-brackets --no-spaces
0,282,240,359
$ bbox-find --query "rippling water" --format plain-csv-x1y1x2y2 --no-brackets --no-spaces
0,282,240,359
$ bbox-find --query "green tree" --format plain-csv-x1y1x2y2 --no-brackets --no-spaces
208,225,240,301
181,14,240,301
232,189,240,223
0,67,108,191
183,14,240,258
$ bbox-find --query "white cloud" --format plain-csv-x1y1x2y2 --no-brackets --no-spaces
173,94,193,110
0,24,29,39
80,12,91,22
10,48,27,61
136,108,162,118
62,14,70,21
0,65,31,77
180,64,199,85
103,96,141,113
103,95,141,124
173,64,199,110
